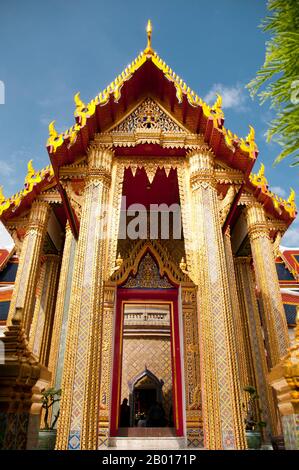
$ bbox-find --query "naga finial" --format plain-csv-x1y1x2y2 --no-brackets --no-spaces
74,92,85,109
25,159,35,184
288,188,296,204
145,19,153,53
247,125,255,142
250,162,268,190
257,162,265,179
214,94,222,111
0,186,5,204
49,120,58,139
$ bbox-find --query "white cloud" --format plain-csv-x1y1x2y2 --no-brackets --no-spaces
0,160,15,177
204,83,248,111
0,222,14,249
282,218,299,247
271,186,287,198
40,115,51,126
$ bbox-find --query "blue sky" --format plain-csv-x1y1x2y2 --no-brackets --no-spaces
0,0,298,246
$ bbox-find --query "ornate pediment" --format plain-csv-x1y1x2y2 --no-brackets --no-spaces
112,98,185,134
98,98,204,149
122,252,173,289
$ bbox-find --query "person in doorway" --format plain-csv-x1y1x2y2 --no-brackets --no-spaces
146,401,166,427
119,398,130,427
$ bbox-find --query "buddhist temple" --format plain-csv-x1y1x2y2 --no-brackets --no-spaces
0,21,298,450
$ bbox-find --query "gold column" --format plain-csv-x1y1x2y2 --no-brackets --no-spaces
47,223,74,381
223,229,253,396
98,283,116,447
245,204,289,366
182,287,203,446
28,259,47,352
56,145,113,450
234,257,279,438
28,255,60,364
188,149,246,449
7,201,50,335
38,255,61,366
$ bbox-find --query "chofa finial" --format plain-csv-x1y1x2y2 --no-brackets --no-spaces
145,19,153,53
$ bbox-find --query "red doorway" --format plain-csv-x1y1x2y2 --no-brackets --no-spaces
109,288,184,437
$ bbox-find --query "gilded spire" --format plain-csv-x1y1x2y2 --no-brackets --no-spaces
145,19,153,54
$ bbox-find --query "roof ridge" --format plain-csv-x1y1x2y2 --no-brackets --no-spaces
0,162,54,217
46,29,259,162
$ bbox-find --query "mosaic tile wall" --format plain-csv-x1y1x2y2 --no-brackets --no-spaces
121,337,173,417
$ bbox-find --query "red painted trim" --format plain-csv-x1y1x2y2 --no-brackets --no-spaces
222,183,244,234
109,288,184,437
57,183,79,239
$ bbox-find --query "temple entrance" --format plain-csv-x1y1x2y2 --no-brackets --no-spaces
119,301,173,432
109,248,185,438
130,369,164,427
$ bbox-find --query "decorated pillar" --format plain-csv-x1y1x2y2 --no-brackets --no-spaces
181,286,203,447
47,223,75,386
7,201,50,335
56,145,113,450
98,283,116,447
38,255,61,365
234,257,279,439
223,229,253,398
188,148,246,449
268,307,299,449
29,255,61,364
245,204,289,366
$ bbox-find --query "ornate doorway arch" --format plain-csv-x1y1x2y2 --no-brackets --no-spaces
128,368,164,427
108,240,192,438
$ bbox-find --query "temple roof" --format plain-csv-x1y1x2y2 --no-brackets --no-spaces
46,21,259,168
0,21,297,225
0,162,55,221
277,248,299,281
0,248,15,272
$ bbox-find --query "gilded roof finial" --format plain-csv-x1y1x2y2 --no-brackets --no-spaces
145,19,153,54
288,187,296,205
0,186,5,204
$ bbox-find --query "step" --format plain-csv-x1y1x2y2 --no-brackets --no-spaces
109,437,187,450
118,427,176,437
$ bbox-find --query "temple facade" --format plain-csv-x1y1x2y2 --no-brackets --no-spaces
0,23,298,450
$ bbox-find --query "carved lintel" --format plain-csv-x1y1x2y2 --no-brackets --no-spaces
60,180,85,221
219,185,237,226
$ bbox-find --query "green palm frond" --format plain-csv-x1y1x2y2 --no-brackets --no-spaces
247,0,299,165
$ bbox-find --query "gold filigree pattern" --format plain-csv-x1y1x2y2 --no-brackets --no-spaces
113,98,184,133
122,252,173,288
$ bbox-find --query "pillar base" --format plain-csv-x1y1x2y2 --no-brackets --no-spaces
0,319,47,449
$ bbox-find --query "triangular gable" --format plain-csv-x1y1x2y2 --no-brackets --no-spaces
110,98,186,134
